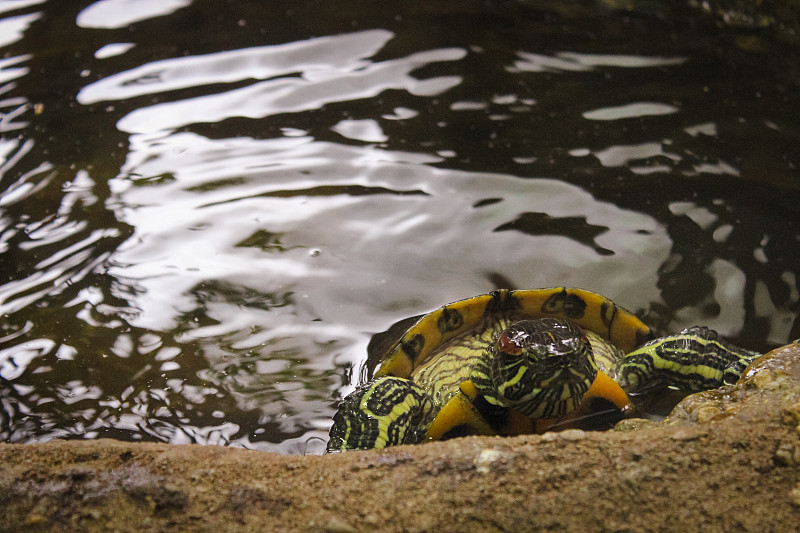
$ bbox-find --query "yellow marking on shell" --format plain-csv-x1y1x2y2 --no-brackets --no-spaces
377,292,499,378
377,287,653,380
511,287,653,353
426,380,496,441
376,352,414,381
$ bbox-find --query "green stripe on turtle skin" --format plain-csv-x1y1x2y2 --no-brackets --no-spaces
471,356,594,418
469,317,600,419
586,330,625,374
327,377,434,452
614,326,761,395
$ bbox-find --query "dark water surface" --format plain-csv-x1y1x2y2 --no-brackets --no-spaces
1,0,798,453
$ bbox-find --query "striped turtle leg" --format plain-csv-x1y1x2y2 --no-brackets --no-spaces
327,376,435,452
614,326,761,395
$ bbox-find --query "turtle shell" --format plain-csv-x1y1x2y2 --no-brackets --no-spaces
376,287,656,380
328,287,762,451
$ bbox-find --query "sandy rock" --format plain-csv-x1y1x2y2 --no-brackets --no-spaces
1,343,800,532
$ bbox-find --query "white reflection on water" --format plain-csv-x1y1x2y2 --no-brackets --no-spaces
675,259,746,335
331,119,388,143
0,1,45,16
94,42,136,59
0,338,63,380
684,122,718,137
77,0,193,29
593,142,681,168
0,166,115,315
79,30,395,103
0,11,40,48
117,48,464,133
0,55,31,85
582,102,679,121
509,51,687,73
557,52,687,68
79,29,465,134
668,201,718,230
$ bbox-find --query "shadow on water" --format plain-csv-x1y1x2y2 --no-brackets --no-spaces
0,0,798,453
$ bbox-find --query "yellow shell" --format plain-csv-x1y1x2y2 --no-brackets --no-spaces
376,287,655,379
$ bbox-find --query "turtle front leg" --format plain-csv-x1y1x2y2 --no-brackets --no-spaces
327,376,435,452
614,326,761,395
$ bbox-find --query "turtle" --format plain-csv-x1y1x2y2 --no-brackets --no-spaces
327,287,761,452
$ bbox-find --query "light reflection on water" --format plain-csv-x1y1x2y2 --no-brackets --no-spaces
0,1,798,453
76,0,191,29
79,30,466,135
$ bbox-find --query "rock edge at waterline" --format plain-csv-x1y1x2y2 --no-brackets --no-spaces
2,343,800,532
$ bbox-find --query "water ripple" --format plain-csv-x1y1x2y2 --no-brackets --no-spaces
77,0,193,29
117,48,465,133
1,1,798,453
79,30,395,103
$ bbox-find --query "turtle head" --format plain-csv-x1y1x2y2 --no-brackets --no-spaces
472,318,598,418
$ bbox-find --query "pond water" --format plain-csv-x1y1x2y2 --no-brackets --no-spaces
1,0,798,454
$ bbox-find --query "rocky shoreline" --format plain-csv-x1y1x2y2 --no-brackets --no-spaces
2,343,799,532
